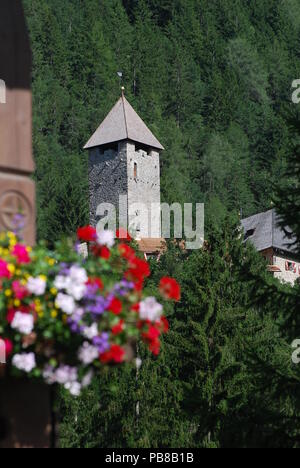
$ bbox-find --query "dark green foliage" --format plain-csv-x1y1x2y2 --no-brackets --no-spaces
22,0,300,448
23,0,300,241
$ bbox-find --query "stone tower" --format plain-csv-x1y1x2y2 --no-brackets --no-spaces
84,92,164,242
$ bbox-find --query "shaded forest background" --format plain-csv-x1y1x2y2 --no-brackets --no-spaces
23,0,299,240
22,0,300,448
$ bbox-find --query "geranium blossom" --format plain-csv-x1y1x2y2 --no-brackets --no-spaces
12,280,28,300
83,323,99,340
139,297,163,322
77,225,96,242
27,277,47,296
11,312,34,335
0,259,11,278
56,293,76,315
97,230,115,248
78,342,99,365
12,353,36,373
159,277,181,301
12,245,30,264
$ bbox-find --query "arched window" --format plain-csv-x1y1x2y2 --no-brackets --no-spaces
134,162,138,179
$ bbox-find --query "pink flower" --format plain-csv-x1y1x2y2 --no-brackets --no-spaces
0,259,11,279
0,338,13,357
12,245,31,264
12,281,28,300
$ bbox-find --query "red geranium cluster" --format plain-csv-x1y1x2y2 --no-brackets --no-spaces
159,277,181,301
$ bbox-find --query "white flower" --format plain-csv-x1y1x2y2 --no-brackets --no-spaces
78,342,99,365
12,353,36,373
139,297,163,322
83,323,98,340
27,277,47,296
65,381,81,397
43,365,56,385
82,370,94,388
56,293,76,315
69,265,88,285
55,366,78,385
67,282,86,301
54,275,71,291
97,230,115,248
11,312,34,335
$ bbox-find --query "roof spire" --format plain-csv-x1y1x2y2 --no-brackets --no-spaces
121,86,125,98
83,95,164,151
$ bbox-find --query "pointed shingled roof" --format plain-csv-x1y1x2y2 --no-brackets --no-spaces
84,95,164,151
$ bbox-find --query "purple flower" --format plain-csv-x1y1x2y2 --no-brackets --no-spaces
92,333,110,354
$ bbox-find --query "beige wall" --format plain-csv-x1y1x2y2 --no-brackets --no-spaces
273,254,300,285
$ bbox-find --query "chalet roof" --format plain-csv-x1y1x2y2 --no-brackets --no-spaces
84,95,164,151
241,209,297,255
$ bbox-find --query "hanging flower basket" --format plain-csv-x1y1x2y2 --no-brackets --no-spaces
0,226,180,397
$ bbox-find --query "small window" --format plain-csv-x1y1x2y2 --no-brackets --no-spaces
134,163,138,179
286,261,295,272
244,228,255,240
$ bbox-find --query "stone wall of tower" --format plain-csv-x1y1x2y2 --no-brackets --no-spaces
126,142,161,238
89,141,161,238
88,143,128,227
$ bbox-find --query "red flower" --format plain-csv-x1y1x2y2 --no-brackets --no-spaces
6,309,17,324
142,325,162,356
111,320,124,336
159,316,169,333
149,339,160,356
100,345,125,364
77,225,96,242
118,243,136,261
125,258,150,287
0,338,13,357
0,260,11,279
108,297,122,315
143,325,161,342
159,277,181,301
116,228,132,241
92,245,111,260
87,277,104,290
12,245,31,264
131,303,140,313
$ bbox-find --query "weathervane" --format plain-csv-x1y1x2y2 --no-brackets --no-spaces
117,71,124,96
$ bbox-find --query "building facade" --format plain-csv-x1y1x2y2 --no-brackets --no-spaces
242,209,300,285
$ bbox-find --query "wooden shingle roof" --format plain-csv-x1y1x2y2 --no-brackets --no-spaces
84,95,164,151
241,209,297,254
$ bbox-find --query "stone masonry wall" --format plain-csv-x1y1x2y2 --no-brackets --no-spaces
88,143,128,227
127,142,161,238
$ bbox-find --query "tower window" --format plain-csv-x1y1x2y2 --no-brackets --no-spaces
134,162,138,180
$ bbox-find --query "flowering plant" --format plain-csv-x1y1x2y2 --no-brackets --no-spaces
0,227,180,396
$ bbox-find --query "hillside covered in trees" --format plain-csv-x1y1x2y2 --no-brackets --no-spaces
23,0,299,240
22,0,300,448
